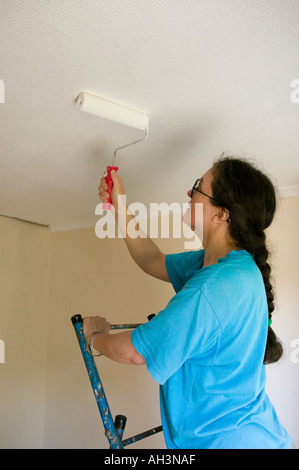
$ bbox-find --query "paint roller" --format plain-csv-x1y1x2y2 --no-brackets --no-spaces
76,92,149,210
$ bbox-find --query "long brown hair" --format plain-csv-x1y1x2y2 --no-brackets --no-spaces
211,156,283,364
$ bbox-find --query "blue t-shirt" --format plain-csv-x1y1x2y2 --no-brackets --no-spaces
131,249,292,449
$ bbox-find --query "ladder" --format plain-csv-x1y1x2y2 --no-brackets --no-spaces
71,314,162,449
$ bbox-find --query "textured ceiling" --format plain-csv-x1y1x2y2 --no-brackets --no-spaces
0,0,299,231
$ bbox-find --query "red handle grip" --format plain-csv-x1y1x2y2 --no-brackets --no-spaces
103,165,119,210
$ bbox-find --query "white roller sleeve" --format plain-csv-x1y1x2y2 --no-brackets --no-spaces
76,92,149,130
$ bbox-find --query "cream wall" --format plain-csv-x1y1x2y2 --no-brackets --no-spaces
43,228,175,449
0,197,298,448
0,216,51,448
265,196,299,445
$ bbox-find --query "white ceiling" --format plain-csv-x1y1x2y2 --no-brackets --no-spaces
1,0,299,231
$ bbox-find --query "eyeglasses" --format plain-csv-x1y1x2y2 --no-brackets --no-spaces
191,178,219,205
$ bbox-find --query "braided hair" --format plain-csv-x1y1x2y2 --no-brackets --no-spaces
211,156,283,364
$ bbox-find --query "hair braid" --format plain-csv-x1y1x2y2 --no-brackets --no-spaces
233,226,282,363
211,156,283,364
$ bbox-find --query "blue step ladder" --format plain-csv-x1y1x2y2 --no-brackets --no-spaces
71,314,162,449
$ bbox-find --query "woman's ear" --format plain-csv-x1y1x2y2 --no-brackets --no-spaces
212,207,230,224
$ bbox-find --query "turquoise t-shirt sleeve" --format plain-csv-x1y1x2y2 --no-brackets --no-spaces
165,250,204,293
131,284,221,385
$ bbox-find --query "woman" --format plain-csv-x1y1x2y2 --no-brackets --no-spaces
83,155,293,449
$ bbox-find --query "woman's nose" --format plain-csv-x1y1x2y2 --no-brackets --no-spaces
187,189,192,198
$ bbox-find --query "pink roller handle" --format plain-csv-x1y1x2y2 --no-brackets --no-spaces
103,165,119,210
